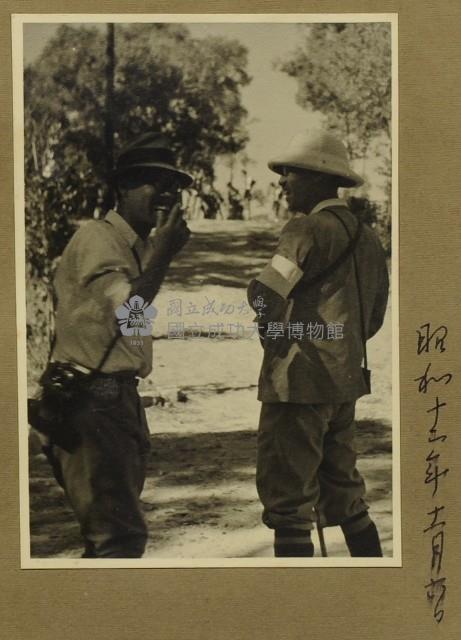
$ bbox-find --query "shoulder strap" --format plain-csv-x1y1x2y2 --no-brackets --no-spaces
93,332,120,373
327,209,368,370
291,209,363,293
92,218,143,374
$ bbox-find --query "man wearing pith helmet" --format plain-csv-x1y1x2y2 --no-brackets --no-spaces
46,132,192,557
247,129,389,557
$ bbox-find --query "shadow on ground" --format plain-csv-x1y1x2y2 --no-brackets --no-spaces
27,220,393,558
355,419,392,456
165,227,278,290
29,418,391,558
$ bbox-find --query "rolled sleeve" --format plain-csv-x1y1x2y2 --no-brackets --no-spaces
92,272,132,310
70,221,134,310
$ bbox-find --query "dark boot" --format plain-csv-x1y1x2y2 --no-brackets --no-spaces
274,528,314,557
343,521,383,557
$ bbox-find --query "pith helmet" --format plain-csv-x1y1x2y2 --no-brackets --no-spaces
115,132,194,188
268,129,364,188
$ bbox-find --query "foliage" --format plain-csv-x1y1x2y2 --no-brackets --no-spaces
277,23,392,213
114,25,250,169
24,23,251,279
347,196,379,226
278,23,391,157
26,277,55,388
373,205,392,257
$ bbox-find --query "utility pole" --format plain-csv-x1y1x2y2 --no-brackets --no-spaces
104,23,115,211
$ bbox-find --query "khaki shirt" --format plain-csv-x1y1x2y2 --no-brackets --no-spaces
53,210,155,377
248,199,389,403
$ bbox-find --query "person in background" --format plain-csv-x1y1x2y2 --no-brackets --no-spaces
227,181,244,220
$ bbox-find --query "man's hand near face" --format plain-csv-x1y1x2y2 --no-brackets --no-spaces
130,202,191,304
154,202,191,258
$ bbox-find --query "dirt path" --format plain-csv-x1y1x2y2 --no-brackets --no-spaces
29,219,394,559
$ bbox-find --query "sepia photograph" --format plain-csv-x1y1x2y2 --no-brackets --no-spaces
13,14,398,567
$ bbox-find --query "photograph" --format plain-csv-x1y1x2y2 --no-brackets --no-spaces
14,14,398,567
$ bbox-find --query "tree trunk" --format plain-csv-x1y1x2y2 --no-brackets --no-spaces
104,23,115,211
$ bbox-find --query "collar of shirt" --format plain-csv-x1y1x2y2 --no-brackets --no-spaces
310,198,348,215
105,209,148,259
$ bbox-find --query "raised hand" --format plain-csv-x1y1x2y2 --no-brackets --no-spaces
154,202,191,257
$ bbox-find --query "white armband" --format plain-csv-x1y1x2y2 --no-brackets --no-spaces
256,254,304,298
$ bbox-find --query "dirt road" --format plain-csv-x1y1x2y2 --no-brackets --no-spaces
29,218,394,559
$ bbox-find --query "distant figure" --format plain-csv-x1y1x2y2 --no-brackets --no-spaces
268,181,284,219
243,178,257,219
227,181,244,220
247,129,389,558
182,186,200,220
200,183,224,219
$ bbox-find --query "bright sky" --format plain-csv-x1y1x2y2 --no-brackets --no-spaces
23,21,323,192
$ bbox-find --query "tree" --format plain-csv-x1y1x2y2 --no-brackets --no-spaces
24,23,251,374
24,23,251,276
277,23,392,199
114,25,250,170
24,24,109,280
278,23,391,155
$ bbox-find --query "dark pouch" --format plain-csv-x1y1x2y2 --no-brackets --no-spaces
28,363,87,452
28,395,81,453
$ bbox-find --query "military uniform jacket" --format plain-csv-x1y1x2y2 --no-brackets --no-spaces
248,199,389,404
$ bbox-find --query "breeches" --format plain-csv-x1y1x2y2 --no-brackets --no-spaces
257,401,368,530
45,377,151,558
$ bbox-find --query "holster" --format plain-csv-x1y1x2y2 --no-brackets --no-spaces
28,362,88,453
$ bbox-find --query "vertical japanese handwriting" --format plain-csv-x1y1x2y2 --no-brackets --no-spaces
416,323,452,624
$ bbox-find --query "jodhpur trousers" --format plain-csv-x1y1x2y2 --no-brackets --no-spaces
257,401,369,531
